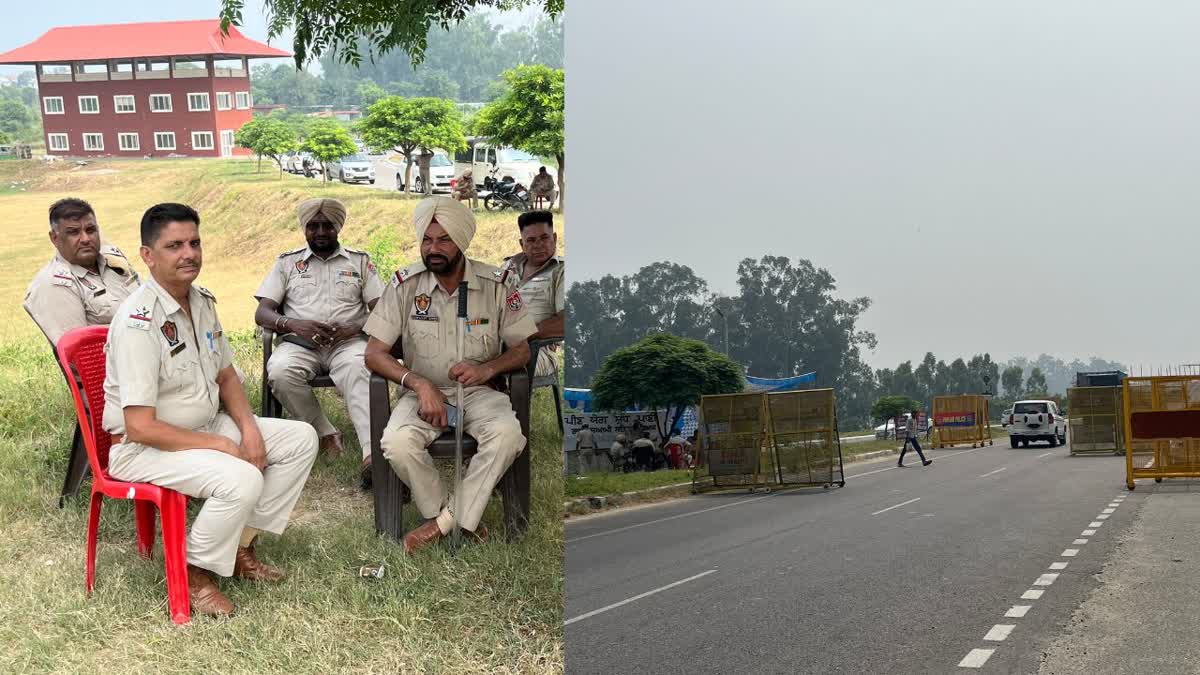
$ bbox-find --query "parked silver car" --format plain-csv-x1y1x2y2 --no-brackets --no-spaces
327,154,376,184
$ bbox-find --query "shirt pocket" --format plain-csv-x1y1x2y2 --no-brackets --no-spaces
83,288,118,324
334,277,362,304
408,318,442,359
159,348,202,397
285,273,317,299
464,329,495,363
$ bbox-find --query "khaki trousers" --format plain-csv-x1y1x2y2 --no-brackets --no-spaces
267,337,372,457
380,386,524,532
107,414,318,577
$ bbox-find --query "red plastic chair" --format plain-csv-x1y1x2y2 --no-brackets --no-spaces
57,326,192,625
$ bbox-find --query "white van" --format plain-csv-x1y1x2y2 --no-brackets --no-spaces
454,138,541,189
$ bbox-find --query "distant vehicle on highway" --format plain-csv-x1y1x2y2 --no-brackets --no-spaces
454,138,540,190
1008,400,1066,448
396,152,454,193
285,151,318,174
1000,406,1014,427
875,413,924,439
327,154,376,184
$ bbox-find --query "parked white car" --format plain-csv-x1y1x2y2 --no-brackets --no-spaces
396,151,455,193
454,138,540,189
1007,400,1066,448
328,154,376,184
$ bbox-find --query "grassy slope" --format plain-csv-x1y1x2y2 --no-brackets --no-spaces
0,158,564,674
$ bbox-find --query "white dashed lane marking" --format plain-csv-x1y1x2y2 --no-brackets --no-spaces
1005,605,1031,618
959,648,995,668
1021,589,1044,600
1073,539,1088,545
1062,549,1079,557
984,624,1015,642
1049,562,1069,570
1035,573,1059,586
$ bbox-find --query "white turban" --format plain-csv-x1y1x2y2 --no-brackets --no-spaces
298,198,348,232
413,195,476,252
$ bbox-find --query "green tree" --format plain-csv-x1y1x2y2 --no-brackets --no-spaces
592,333,745,439
301,121,357,184
1025,367,1049,397
253,118,301,177
0,131,11,145
234,116,267,171
871,395,920,438
419,70,461,100
357,80,389,109
357,96,466,195
473,64,565,208
220,0,564,68
0,99,31,136
1001,365,1024,398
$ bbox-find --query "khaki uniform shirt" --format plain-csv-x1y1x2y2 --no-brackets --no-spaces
102,276,235,436
363,258,538,390
498,254,565,327
254,246,384,326
576,428,596,450
24,245,140,345
530,173,555,197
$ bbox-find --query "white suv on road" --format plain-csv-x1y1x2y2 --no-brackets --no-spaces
1008,400,1066,448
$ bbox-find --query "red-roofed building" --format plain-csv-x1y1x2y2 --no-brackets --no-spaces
0,19,290,158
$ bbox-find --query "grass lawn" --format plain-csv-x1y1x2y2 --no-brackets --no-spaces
1,158,565,673
564,469,693,499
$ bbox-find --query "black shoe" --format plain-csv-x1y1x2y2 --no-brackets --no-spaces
922,459,933,466
897,461,904,467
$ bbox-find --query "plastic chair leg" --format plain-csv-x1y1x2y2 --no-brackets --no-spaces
85,490,103,594
134,500,157,560
160,493,191,625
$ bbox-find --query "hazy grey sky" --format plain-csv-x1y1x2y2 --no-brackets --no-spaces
566,1,1200,371
0,2,540,76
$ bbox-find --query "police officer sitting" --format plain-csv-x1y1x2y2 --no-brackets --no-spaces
364,196,537,554
103,203,319,617
24,197,140,345
255,198,383,471
497,210,564,378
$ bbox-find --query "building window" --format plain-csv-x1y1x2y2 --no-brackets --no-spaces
187,92,211,112
150,94,172,112
216,92,232,111
47,133,69,151
118,133,140,151
154,132,176,151
78,96,100,114
191,131,215,150
235,91,250,109
43,97,64,115
82,133,104,151
114,95,136,113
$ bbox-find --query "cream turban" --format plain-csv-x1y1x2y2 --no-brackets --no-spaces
413,195,476,252
297,198,348,232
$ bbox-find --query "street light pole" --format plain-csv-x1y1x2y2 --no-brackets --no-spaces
714,306,728,355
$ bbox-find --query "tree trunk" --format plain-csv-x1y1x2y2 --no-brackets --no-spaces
256,153,262,173
420,153,432,196
556,153,565,212
402,152,414,197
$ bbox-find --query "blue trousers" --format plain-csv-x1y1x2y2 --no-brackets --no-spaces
899,437,927,464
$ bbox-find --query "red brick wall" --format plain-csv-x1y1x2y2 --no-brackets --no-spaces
39,74,254,158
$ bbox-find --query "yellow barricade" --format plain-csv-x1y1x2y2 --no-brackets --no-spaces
932,394,993,449
694,389,845,493
1067,386,1124,456
1122,376,1200,489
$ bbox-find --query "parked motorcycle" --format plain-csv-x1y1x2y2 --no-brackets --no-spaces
482,173,531,212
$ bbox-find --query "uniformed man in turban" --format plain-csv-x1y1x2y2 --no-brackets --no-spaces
364,195,537,554
255,198,383,470
25,197,140,345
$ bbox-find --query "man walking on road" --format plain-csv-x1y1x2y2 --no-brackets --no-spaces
899,409,932,467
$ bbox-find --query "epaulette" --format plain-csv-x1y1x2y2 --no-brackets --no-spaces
343,246,366,256
277,247,305,259
100,244,127,258
472,260,502,282
392,261,426,287
50,262,75,287
125,292,155,330
101,245,134,276
195,285,217,302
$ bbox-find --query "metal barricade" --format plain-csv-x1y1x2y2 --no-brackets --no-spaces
1123,376,1200,489
693,389,845,493
932,394,993,449
766,389,846,489
1067,386,1124,456
693,392,770,491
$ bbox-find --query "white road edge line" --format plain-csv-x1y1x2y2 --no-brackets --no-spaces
958,648,995,668
984,624,1015,641
564,569,718,626
1006,605,1031,618
979,467,1008,478
871,497,921,516
1021,589,1044,600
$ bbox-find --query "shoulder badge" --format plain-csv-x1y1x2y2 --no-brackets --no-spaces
343,246,365,255
277,247,305,259
126,300,154,330
195,285,217,302
506,289,524,312
392,262,427,288
51,264,75,287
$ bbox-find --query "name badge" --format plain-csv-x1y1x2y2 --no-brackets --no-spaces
170,342,187,357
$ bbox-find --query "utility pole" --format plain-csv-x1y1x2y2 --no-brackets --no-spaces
714,304,729,355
